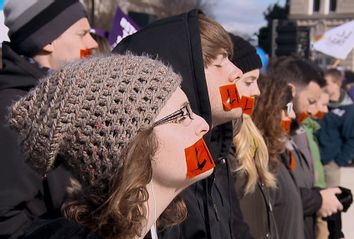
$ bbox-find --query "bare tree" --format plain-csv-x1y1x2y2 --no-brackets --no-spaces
82,0,216,31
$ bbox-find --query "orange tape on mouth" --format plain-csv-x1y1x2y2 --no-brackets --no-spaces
219,84,255,115
184,139,215,179
80,49,91,58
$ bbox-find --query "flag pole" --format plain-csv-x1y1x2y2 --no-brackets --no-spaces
331,59,341,68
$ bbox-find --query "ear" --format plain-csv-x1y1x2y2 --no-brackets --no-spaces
42,43,54,53
288,83,296,97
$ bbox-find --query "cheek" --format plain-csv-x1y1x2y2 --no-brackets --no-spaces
236,82,248,97
152,133,195,187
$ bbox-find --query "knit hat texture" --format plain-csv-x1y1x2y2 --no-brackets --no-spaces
4,0,87,56
230,34,262,73
9,54,182,187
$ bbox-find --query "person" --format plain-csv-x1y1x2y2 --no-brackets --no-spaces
9,54,214,238
0,0,98,237
114,9,256,239
90,31,111,56
316,68,354,239
302,88,330,239
227,34,278,239
254,56,343,239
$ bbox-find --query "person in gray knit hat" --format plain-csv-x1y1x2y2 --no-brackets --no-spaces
9,54,213,239
0,1,97,237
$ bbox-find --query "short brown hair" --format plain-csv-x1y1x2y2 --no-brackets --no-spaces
325,68,344,85
198,14,233,67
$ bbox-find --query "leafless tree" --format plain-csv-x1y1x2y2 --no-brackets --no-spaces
82,0,216,31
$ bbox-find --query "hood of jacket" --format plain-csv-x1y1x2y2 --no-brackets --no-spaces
113,9,234,160
113,9,211,128
0,42,47,92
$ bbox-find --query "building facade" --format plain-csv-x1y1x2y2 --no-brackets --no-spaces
289,0,354,70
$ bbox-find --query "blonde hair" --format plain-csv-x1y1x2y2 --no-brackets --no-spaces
232,115,276,195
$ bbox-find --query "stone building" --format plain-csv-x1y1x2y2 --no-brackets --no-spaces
289,0,354,70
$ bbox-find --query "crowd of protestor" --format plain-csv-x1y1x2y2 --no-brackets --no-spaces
0,1,353,239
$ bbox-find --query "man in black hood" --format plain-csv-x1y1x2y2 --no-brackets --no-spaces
0,0,97,237
114,9,255,239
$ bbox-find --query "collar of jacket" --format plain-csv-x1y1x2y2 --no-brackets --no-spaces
0,42,48,91
302,117,320,133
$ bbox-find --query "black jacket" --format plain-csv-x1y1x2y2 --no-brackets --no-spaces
229,146,278,239
0,42,71,238
281,141,322,239
113,9,252,239
22,218,100,239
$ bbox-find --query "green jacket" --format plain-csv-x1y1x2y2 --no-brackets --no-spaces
302,118,326,188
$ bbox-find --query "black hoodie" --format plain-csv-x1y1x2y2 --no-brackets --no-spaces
0,42,70,238
113,9,252,239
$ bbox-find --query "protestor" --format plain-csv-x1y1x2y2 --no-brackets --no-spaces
316,68,354,239
114,9,256,239
0,0,98,237
90,31,111,56
253,56,343,239
9,54,214,238
228,34,278,239
304,87,330,239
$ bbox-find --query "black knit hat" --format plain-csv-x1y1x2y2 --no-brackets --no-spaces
4,0,87,56
230,34,262,73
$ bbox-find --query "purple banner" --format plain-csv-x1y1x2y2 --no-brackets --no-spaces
109,7,139,48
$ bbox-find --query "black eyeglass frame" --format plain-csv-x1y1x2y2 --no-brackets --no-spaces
152,103,194,127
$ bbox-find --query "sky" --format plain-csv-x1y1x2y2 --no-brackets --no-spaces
210,0,286,37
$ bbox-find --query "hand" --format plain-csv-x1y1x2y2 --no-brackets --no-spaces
318,187,343,217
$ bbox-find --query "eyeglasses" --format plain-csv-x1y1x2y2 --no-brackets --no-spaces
153,103,194,127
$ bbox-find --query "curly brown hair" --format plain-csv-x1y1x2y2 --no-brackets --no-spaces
252,74,288,170
64,128,186,239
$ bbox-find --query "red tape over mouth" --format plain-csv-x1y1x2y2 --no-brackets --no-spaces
219,84,255,115
80,49,91,59
184,138,215,179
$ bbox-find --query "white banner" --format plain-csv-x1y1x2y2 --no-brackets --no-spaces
313,20,354,60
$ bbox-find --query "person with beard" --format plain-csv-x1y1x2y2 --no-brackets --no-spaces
228,35,278,239
113,9,257,239
253,56,343,239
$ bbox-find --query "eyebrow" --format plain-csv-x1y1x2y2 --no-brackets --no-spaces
245,76,257,81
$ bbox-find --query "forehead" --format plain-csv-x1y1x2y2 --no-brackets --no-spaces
155,88,187,120
301,81,321,98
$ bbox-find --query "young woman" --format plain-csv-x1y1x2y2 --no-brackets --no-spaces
9,55,214,239
228,34,278,239
253,56,342,239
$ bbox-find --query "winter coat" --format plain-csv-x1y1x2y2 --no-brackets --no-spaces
113,9,253,239
0,42,71,238
316,90,354,166
283,140,322,239
22,218,100,239
270,161,305,239
302,118,326,188
229,146,279,239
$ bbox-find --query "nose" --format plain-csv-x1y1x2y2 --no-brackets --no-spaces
194,114,210,138
228,63,243,83
252,82,261,97
86,34,99,49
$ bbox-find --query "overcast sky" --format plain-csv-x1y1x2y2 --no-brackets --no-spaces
209,0,286,37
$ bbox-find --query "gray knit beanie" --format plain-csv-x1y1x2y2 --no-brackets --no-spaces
4,0,87,56
9,54,182,187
